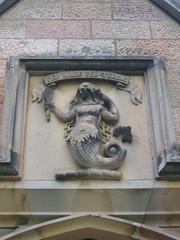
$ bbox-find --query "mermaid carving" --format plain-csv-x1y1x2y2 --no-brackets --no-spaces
45,82,126,171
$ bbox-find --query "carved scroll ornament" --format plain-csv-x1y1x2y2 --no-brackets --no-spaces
32,71,142,180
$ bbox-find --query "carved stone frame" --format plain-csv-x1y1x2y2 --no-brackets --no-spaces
0,56,179,180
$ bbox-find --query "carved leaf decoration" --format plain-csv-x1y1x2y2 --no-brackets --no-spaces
32,84,45,103
113,126,133,143
116,80,142,105
99,121,111,144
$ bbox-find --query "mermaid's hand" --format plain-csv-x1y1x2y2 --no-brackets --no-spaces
44,101,55,111
43,86,55,121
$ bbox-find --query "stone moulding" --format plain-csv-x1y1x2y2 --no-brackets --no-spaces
0,0,20,16
0,56,179,180
150,0,180,22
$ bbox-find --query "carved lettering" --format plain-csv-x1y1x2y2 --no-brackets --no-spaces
43,71,129,85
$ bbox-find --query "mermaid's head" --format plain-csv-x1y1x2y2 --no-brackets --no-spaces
70,82,103,107
78,82,96,99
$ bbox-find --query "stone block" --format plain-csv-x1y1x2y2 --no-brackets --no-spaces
59,40,115,56
116,39,180,59
0,39,58,58
27,20,90,39
151,20,180,39
92,21,151,39
0,20,26,38
112,0,167,20
1,0,62,19
63,3,111,19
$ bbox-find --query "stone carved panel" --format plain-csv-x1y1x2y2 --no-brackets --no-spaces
0,57,179,180
23,73,153,181
30,71,143,180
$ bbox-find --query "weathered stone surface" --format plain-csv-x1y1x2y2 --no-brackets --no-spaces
112,0,168,20
63,3,111,19
0,81,4,134
0,61,6,126
0,39,58,58
0,104,3,132
59,40,115,56
169,84,180,108
0,20,26,38
163,228,180,238
116,39,180,59
151,20,180,39
92,21,151,39
166,60,180,85
0,81,4,104
165,60,180,107
1,0,62,19
0,60,7,81
27,20,90,39
173,106,180,133
172,108,180,144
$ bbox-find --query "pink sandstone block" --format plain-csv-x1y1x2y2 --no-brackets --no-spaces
92,21,151,39
27,20,90,39
63,3,111,20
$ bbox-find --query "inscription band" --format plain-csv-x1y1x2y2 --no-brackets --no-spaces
43,71,129,86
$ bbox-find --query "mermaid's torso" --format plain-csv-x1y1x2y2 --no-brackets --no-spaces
68,103,102,143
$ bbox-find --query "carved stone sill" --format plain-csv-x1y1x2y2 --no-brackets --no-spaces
56,169,121,181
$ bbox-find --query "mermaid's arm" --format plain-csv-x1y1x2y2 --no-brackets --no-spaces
101,95,119,124
46,103,75,123
52,106,76,123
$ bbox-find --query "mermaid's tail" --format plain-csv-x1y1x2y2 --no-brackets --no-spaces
69,137,126,170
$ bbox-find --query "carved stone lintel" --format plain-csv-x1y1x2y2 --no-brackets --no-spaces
55,169,121,180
